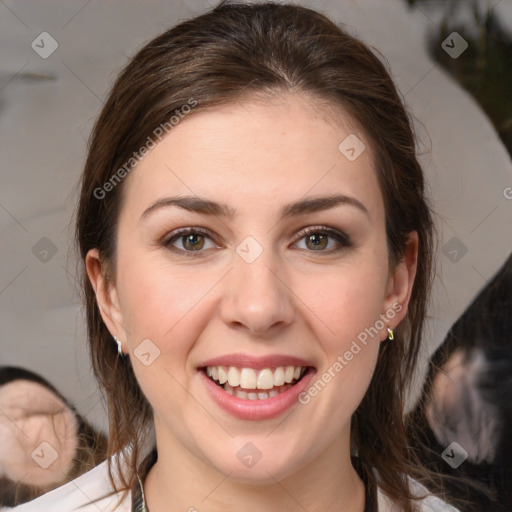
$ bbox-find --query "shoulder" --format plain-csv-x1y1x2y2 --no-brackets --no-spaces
1,459,131,512
376,475,461,512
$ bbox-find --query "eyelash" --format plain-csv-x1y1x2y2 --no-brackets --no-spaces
162,226,351,257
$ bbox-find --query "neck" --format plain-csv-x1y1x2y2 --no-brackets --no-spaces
143,427,366,512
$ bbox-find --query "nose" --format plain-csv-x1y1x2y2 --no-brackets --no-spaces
220,244,295,337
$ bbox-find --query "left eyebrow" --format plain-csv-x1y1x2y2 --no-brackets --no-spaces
140,193,370,222
280,193,370,220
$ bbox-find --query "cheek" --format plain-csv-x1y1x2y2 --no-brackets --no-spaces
311,261,390,349
115,258,200,422
117,253,212,344
114,254,221,409
297,257,388,411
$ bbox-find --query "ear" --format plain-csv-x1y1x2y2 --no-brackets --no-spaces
381,231,419,338
85,248,127,346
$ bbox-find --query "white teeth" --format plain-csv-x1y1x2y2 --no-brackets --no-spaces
240,368,257,389
222,383,293,400
273,367,285,386
205,365,307,390
218,366,228,384
227,367,240,387
256,368,274,390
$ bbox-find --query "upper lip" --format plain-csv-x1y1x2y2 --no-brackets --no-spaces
198,353,316,370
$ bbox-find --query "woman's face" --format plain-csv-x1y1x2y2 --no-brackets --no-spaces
88,93,415,482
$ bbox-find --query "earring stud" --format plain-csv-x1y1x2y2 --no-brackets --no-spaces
113,335,124,356
387,328,394,341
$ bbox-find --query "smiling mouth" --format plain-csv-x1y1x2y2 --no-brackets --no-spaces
200,365,311,400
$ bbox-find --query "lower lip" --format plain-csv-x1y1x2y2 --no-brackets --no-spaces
198,368,316,420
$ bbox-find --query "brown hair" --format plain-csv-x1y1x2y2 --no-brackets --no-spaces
75,1,438,509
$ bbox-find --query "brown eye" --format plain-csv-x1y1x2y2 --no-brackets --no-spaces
163,228,216,256
182,233,205,251
304,233,329,251
294,227,351,253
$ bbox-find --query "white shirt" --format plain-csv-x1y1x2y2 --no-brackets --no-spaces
2,453,461,512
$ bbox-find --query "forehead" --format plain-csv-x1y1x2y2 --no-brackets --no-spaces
120,93,383,222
